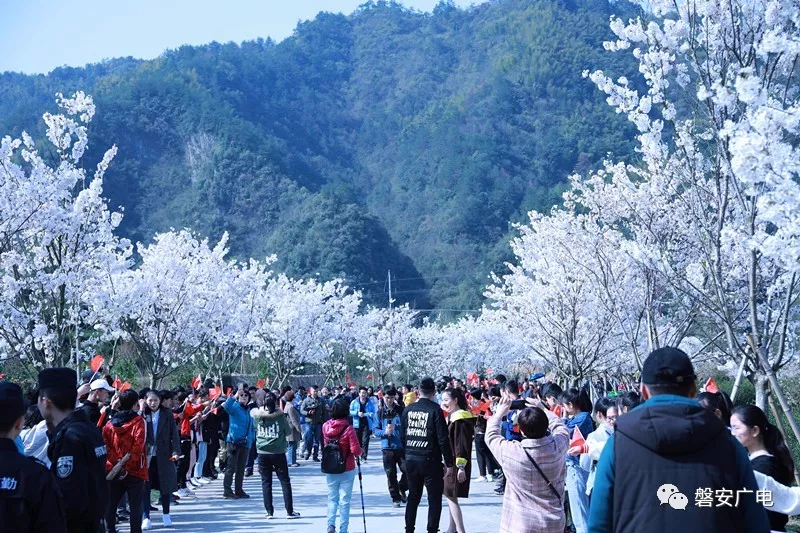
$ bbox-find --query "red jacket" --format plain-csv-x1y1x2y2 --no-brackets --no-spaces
180,401,204,437
322,419,362,472
103,410,148,481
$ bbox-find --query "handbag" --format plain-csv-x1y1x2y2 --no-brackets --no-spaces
523,449,562,501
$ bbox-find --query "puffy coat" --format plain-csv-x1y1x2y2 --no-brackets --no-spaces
103,410,148,481
322,419,362,472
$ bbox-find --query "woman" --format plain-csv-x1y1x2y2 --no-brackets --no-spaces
222,387,255,499
142,390,181,530
696,391,732,427
731,404,795,531
559,388,594,533
441,387,476,533
486,391,568,532
20,404,50,467
323,397,363,533
469,388,498,482
251,391,300,520
283,390,303,467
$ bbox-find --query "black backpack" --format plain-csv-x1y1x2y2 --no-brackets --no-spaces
321,425,349,474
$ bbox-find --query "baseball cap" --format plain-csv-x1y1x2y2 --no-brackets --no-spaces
641,347,696,385
419,377,436,393
90,379,115,392
0,382,25,428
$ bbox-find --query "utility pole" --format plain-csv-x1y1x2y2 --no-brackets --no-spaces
388,270,393,385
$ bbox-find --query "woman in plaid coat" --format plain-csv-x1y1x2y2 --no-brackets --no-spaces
486,391,569,533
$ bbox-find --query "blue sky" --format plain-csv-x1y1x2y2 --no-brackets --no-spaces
1,0,475,74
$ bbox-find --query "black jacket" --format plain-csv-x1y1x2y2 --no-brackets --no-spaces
78,399,102,427
401,397,453,466
47,410,108,532
0,438,66,533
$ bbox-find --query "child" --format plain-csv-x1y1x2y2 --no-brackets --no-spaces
560,388,594,533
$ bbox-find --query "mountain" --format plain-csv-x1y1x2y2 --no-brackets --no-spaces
0,0,640,313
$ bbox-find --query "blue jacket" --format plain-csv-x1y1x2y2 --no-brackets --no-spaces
566,410,594,465
349,398,377,430
372,404,403,450
223,396,255,449
501,409,522,441
587,394,769,533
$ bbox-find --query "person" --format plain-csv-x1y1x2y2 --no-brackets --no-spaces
222,387,255,499
614,390,641,415
730,404,795,531
244,387,259,477
201,396,222,480
373,386,408,507
38,367,108,533
469,388,499,483
251,390,300,520
174,392,198,497
283,390,303,467
142,390,180,530
570,397,617,498
753,471,800,516
560,387,594,533
696,391,732,427
349,386,377,462
541,383,564,418
81,378,115,426
486,390,569,533
0,381,67,533
402,384,417,407
495,380,523,496
103,389,147,533
323,397,363,533
20,404,50,467
587,347,770,533
401,377,454,533
441,387,476,533
300,385,327,462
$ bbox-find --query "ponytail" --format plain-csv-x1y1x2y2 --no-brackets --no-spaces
732,404,795,485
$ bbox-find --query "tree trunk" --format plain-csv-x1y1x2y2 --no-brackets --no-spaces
754,373,769,411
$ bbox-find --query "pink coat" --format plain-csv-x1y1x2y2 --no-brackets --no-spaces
322,418,363,472
486,408,569,533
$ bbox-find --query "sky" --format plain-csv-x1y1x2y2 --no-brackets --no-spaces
0,0,476,74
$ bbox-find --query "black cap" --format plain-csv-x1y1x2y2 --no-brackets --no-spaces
80,369,95,384
38,367,78,391
0,382,26,428
419,377,436,393
642,347,696,385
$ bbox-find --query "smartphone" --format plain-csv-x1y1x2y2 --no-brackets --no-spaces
510,399,527,410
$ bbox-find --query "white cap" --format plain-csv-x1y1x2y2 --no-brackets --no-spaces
90,379,115,392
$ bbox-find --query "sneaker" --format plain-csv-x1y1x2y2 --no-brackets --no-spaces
162,514,173,528
400,491,408,503
142,518,152,530
289,463,300,467
476,476,486,482
327,526,336,533
183,488,197,497
286,512,300,519
149,504,159,511
265,513,274,519
493,487,504,496
197,477,210,485
312,457,320,462
486,475,494,482
201,477,213,483
223,491,237,499
244,468,253,477
234,491,250,499
392,501,401,508
188,479,201,488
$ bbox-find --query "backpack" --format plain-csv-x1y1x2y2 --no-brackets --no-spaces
321,425,349,474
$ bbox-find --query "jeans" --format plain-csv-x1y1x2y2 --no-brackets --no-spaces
194,441,208,479
304,424,322,459
177,438,191,489
286,441,298,465
143,459,171,519
301,423,310,455
326,469,357,533
566,461,590,533
355,426,371,459
382,448,408,502
106,475,144,533
404,459,444,533
258,453,294,515
474,432,499,476
223,442,248,495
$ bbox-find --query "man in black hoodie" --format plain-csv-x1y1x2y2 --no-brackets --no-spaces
401,377,453,533
587,347,769,533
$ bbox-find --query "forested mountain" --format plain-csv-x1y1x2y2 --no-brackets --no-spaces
0,0,640,312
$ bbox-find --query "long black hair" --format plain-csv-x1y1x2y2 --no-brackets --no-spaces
696,392,731,426
732,404,795,485
559,388,592,413
443,387,468,411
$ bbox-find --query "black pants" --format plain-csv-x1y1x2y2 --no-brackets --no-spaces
223,442,248,495
404,459,444,533
143,458,171,519
258,453,294,515
474,432,499,476
204,439,219,477
106,475,144,533
177,438,192,489
355,426,371,459
246,441,257,470
382,449,408,502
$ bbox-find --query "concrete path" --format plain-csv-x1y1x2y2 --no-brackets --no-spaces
123,450,503,532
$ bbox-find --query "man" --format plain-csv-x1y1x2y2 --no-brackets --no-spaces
588,347,770,533
373,386,408,507
320,386,332,406
401,377,454,533
495,379,521,496
0,381,66,532
401,384,417,408
300,385,326,462
222,387,254,499
38,367,107,533
80,378,115,426
349,386,377,461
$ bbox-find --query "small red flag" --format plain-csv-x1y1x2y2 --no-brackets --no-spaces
90,355,105,372
704,377,719,393
366,374,373,380
112,376,122,389
570,426,586,448
225,387,232,396
119,381,131,392
256,379,265,389
191,375,202,390
485,368,494,376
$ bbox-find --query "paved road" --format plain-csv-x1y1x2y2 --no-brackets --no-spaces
123,452,503,532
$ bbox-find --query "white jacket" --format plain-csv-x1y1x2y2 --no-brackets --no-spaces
579,425,612,496
20,420,50,467
754,471,800,516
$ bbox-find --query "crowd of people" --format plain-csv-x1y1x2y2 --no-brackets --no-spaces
2,347,800,532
